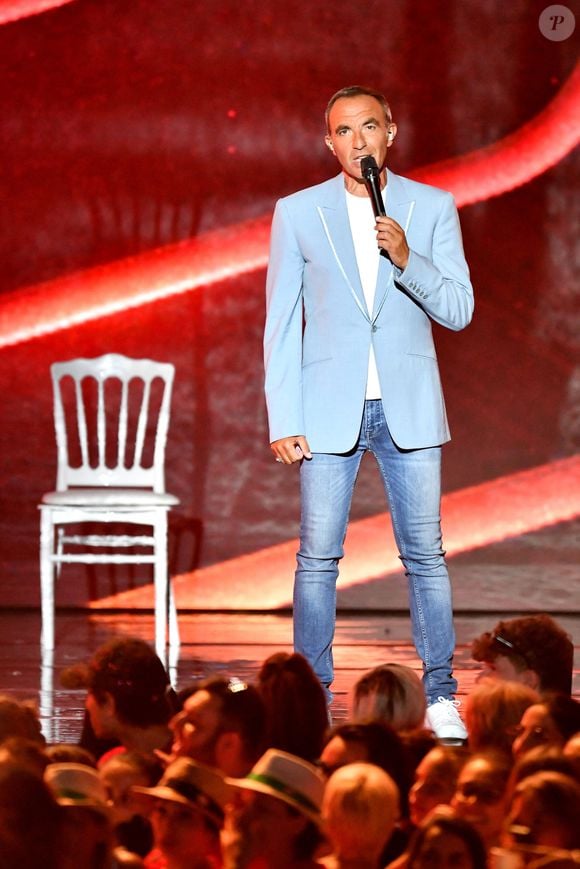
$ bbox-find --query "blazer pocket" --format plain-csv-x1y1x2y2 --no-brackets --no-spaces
302,355,333,369
405,351,436,360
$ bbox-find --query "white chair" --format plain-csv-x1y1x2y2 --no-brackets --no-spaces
39,354,180,658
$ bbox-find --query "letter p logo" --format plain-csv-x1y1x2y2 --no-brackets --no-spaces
539,5,576,40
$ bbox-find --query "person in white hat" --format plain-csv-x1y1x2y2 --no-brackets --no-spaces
133,756,233,869
45,762,142,867
222,748,326,869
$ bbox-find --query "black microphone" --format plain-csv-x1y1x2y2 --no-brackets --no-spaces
361,155,392,263
360,156,386,219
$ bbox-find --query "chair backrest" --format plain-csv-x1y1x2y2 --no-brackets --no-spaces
51,354,175,492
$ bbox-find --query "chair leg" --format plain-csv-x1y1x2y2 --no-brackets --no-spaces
169,580,180,649
153,515,169,660
39,509,55,650
40,645,55,743
167,637,180,686
55,527,64,580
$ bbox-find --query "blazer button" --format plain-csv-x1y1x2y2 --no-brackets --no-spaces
371,325,377,333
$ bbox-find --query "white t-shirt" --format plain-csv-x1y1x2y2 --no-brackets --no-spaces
345,189,384,399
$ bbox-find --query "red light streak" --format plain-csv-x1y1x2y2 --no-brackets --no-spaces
0,0,75,24
90,455,580,611
411,62,580,205
0,216,271,348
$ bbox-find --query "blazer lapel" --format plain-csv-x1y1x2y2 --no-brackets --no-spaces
317,171,417,323
372,169,416,321
317,174,370,321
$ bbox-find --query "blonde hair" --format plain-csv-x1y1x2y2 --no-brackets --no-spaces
322,763,399,860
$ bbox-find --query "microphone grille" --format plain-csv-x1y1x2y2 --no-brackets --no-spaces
360,155,379,179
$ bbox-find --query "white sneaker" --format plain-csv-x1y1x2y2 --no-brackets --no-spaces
426,697,467,744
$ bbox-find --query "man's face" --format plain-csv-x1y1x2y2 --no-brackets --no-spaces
451,758,508,847
512,703,563,759
151,799,217,863
325,95,395,193
222,790,307,866
506,789,569,850
477,654,528,684
412,825,475,869
408,749,458,827
85,691,116,739
170,690,223,766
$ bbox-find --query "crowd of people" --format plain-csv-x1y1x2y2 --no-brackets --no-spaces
0,613,578,868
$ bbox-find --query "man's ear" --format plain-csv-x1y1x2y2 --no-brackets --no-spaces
325,135,334,152
519,669,541,691
215,731,244,770
93,690,117,728
386,123,397,146
102,691,117,715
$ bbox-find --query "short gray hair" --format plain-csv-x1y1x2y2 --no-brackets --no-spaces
325,86,392,132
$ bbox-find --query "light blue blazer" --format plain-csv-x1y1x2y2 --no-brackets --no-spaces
264,169,474,452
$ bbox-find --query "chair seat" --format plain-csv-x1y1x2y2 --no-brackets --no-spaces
42,488,180,507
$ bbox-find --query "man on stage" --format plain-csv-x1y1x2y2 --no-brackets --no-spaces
263,86,474,742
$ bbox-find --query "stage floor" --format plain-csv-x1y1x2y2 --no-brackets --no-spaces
1,609,578,743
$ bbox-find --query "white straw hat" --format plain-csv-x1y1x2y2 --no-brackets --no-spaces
133,757,233,827
45,763,109,816
227,749,324,824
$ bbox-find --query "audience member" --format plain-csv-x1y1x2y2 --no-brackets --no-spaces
0,694,45,745
61,662,120,760
169,676,267,776
450,750,513,852
471,615,573,696
319,722,414,865
408,745,470,828
81,638,175,758
134,757,232,869
0,735,49,775
563,731,580,776
505,770,580,851
100,751,160,858
0,761,61,869
392,806,487,869
464,679,539,755
257,652,329,762
512,694,580,760
351,663,427,732
0,631,575,865
319,721,413,818
511,745,580,788
222,748,325,869
321,762,400,869
45,762,143,867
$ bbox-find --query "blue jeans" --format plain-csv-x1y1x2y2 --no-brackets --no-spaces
294,399,457,705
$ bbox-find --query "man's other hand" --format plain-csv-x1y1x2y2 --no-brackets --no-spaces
270,435,312,464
